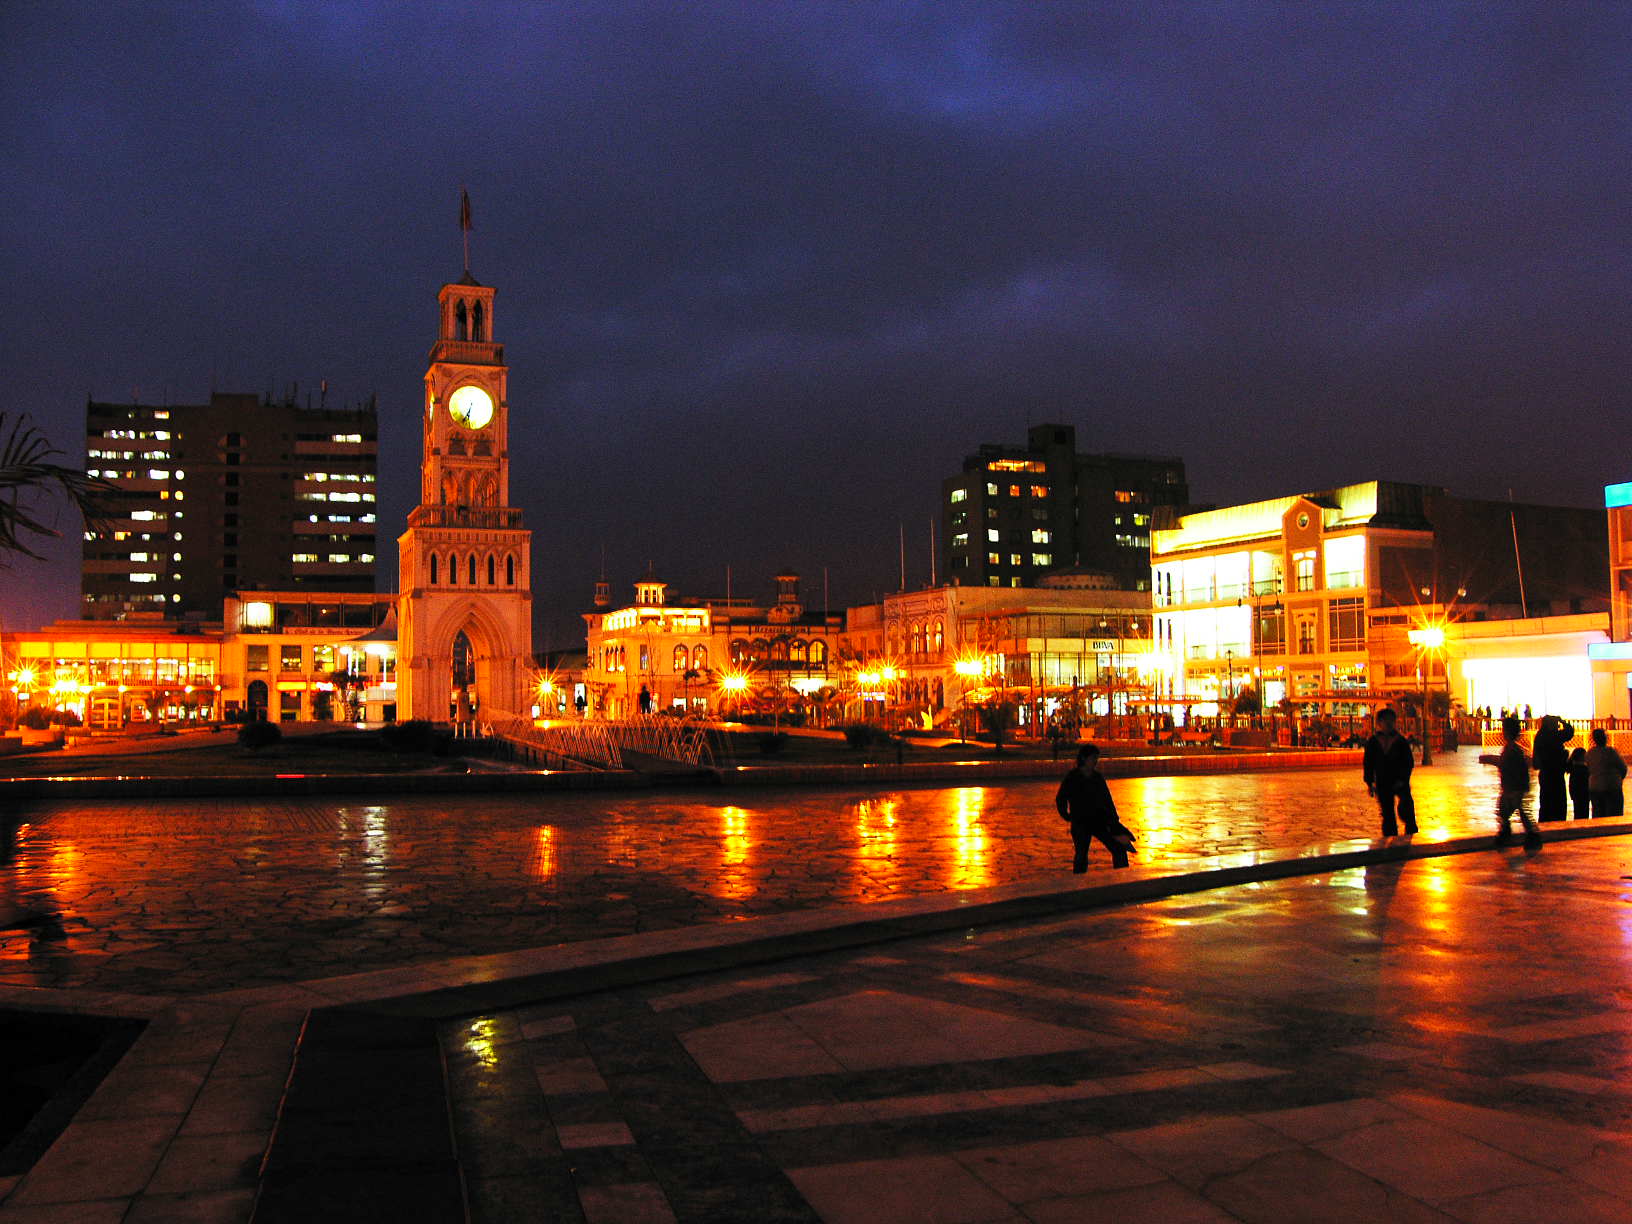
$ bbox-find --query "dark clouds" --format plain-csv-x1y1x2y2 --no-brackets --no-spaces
2,2,1628,641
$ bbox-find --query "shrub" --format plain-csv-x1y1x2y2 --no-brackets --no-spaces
237,719,283,749
18,706,52,730
48,709,83,727
381,719,446,754
841,723,886,749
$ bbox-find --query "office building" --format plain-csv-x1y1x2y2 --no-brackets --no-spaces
1150,480,1608,720
942,424,1186,591
82,392,378,618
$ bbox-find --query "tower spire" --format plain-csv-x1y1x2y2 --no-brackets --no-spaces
459,187,473,274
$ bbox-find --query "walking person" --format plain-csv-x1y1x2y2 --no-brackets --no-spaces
1586,727,1627,819
1568,747,1590,820
1481,716,1540,849
1056,743,1136,871
1532,715,1571,822
1362,708,1417,837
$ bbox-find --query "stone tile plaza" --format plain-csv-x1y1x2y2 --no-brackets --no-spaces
9,11,1632,1221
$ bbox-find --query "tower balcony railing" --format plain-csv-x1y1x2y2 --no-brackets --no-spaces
429,339,504,366
407,505,526,529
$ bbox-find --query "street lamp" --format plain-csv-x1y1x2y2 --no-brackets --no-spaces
1407,624,1446,765
954,655,984,744
718,671,749,721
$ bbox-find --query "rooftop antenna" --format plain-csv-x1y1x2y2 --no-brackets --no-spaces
899,522,906,591
929,516,937,587
460,186,473,274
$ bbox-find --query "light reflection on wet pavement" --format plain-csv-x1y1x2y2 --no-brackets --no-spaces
0,753,1574,994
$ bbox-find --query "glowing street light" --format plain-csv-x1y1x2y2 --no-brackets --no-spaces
1408,623,1448,765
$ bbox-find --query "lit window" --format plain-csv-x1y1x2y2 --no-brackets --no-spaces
949,488,967,504
1031,529,1050,544
986,482,999,496
328,553,350,564
1009,553,1022,565
292,553,318,563
988,552,1001,565
1032,553,1051,566
952,532,968,548
331,433,363,443
1030,484,1048,498
1114,490,1136,503
987,529,1000,543
130,573,156,583
147,469,169,479
359,553,375,563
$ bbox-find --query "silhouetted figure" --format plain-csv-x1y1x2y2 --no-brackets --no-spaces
1056,743,1135,871
1586,727,1627,819
1532,715,1571,823
1568,747,1590,820
1362,707,1417,837
1481,716,1539,849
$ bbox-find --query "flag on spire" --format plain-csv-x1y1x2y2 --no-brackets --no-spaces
459,187,472,273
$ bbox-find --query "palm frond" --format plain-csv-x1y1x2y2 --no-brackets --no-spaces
0,412,118,563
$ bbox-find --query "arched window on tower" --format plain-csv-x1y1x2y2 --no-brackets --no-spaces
505,555,515,585
449,553,458,585
430,554,439,584
471,301,485,342
693,645,707,671
468,554,477,585
810,641,827,666
455,300,468,341
486,554,495,585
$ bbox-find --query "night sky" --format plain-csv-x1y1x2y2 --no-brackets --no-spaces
3,3,1629,647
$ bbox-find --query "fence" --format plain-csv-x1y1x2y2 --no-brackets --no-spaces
487,711,715,770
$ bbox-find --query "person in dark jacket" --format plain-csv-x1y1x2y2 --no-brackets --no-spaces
1362,707,1417,837
1568,747,1590,820
1481,715,1539,848
1531,715,1571,822
1055,744,1134,871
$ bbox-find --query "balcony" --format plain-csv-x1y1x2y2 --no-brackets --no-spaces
407,506,526,529
429,339,503,366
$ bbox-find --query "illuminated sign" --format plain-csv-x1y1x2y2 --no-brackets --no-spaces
1605,481,1632,509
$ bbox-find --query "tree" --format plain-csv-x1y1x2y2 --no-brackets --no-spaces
977,697,1016,754
1,413,113,564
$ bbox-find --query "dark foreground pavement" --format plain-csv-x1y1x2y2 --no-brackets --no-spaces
4,820,1632,1222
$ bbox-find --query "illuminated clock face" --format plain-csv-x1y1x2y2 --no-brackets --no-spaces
448,385,494,429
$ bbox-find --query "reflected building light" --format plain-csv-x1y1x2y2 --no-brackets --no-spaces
950,787,990,888
720,805,750,868
533,825,558,881
461,1017,501,1068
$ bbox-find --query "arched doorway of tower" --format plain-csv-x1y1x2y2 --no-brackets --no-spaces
451,630,477,728
246,680,268,722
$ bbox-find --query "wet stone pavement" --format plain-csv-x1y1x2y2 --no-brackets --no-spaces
447,836,1632,1223
0,754,1598,994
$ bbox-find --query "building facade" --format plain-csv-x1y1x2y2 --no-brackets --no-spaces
582,574,840,719
1151,481,1609,721
3,591,398,730
395,273,535,721
82,393,378,618
942,423,1187,591
841,579,1153,734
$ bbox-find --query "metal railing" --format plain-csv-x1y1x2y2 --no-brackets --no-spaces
486,711,715,770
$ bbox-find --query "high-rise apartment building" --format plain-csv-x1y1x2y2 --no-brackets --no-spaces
942,423,1187,591
82,393,378,618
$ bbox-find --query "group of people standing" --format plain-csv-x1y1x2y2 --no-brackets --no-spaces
1059,713,1629,874
1364,707,1627,849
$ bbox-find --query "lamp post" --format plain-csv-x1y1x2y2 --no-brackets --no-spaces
1407,624,1446,765
953,657,981,743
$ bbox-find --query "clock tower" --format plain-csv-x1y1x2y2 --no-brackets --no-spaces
396,270,534,721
